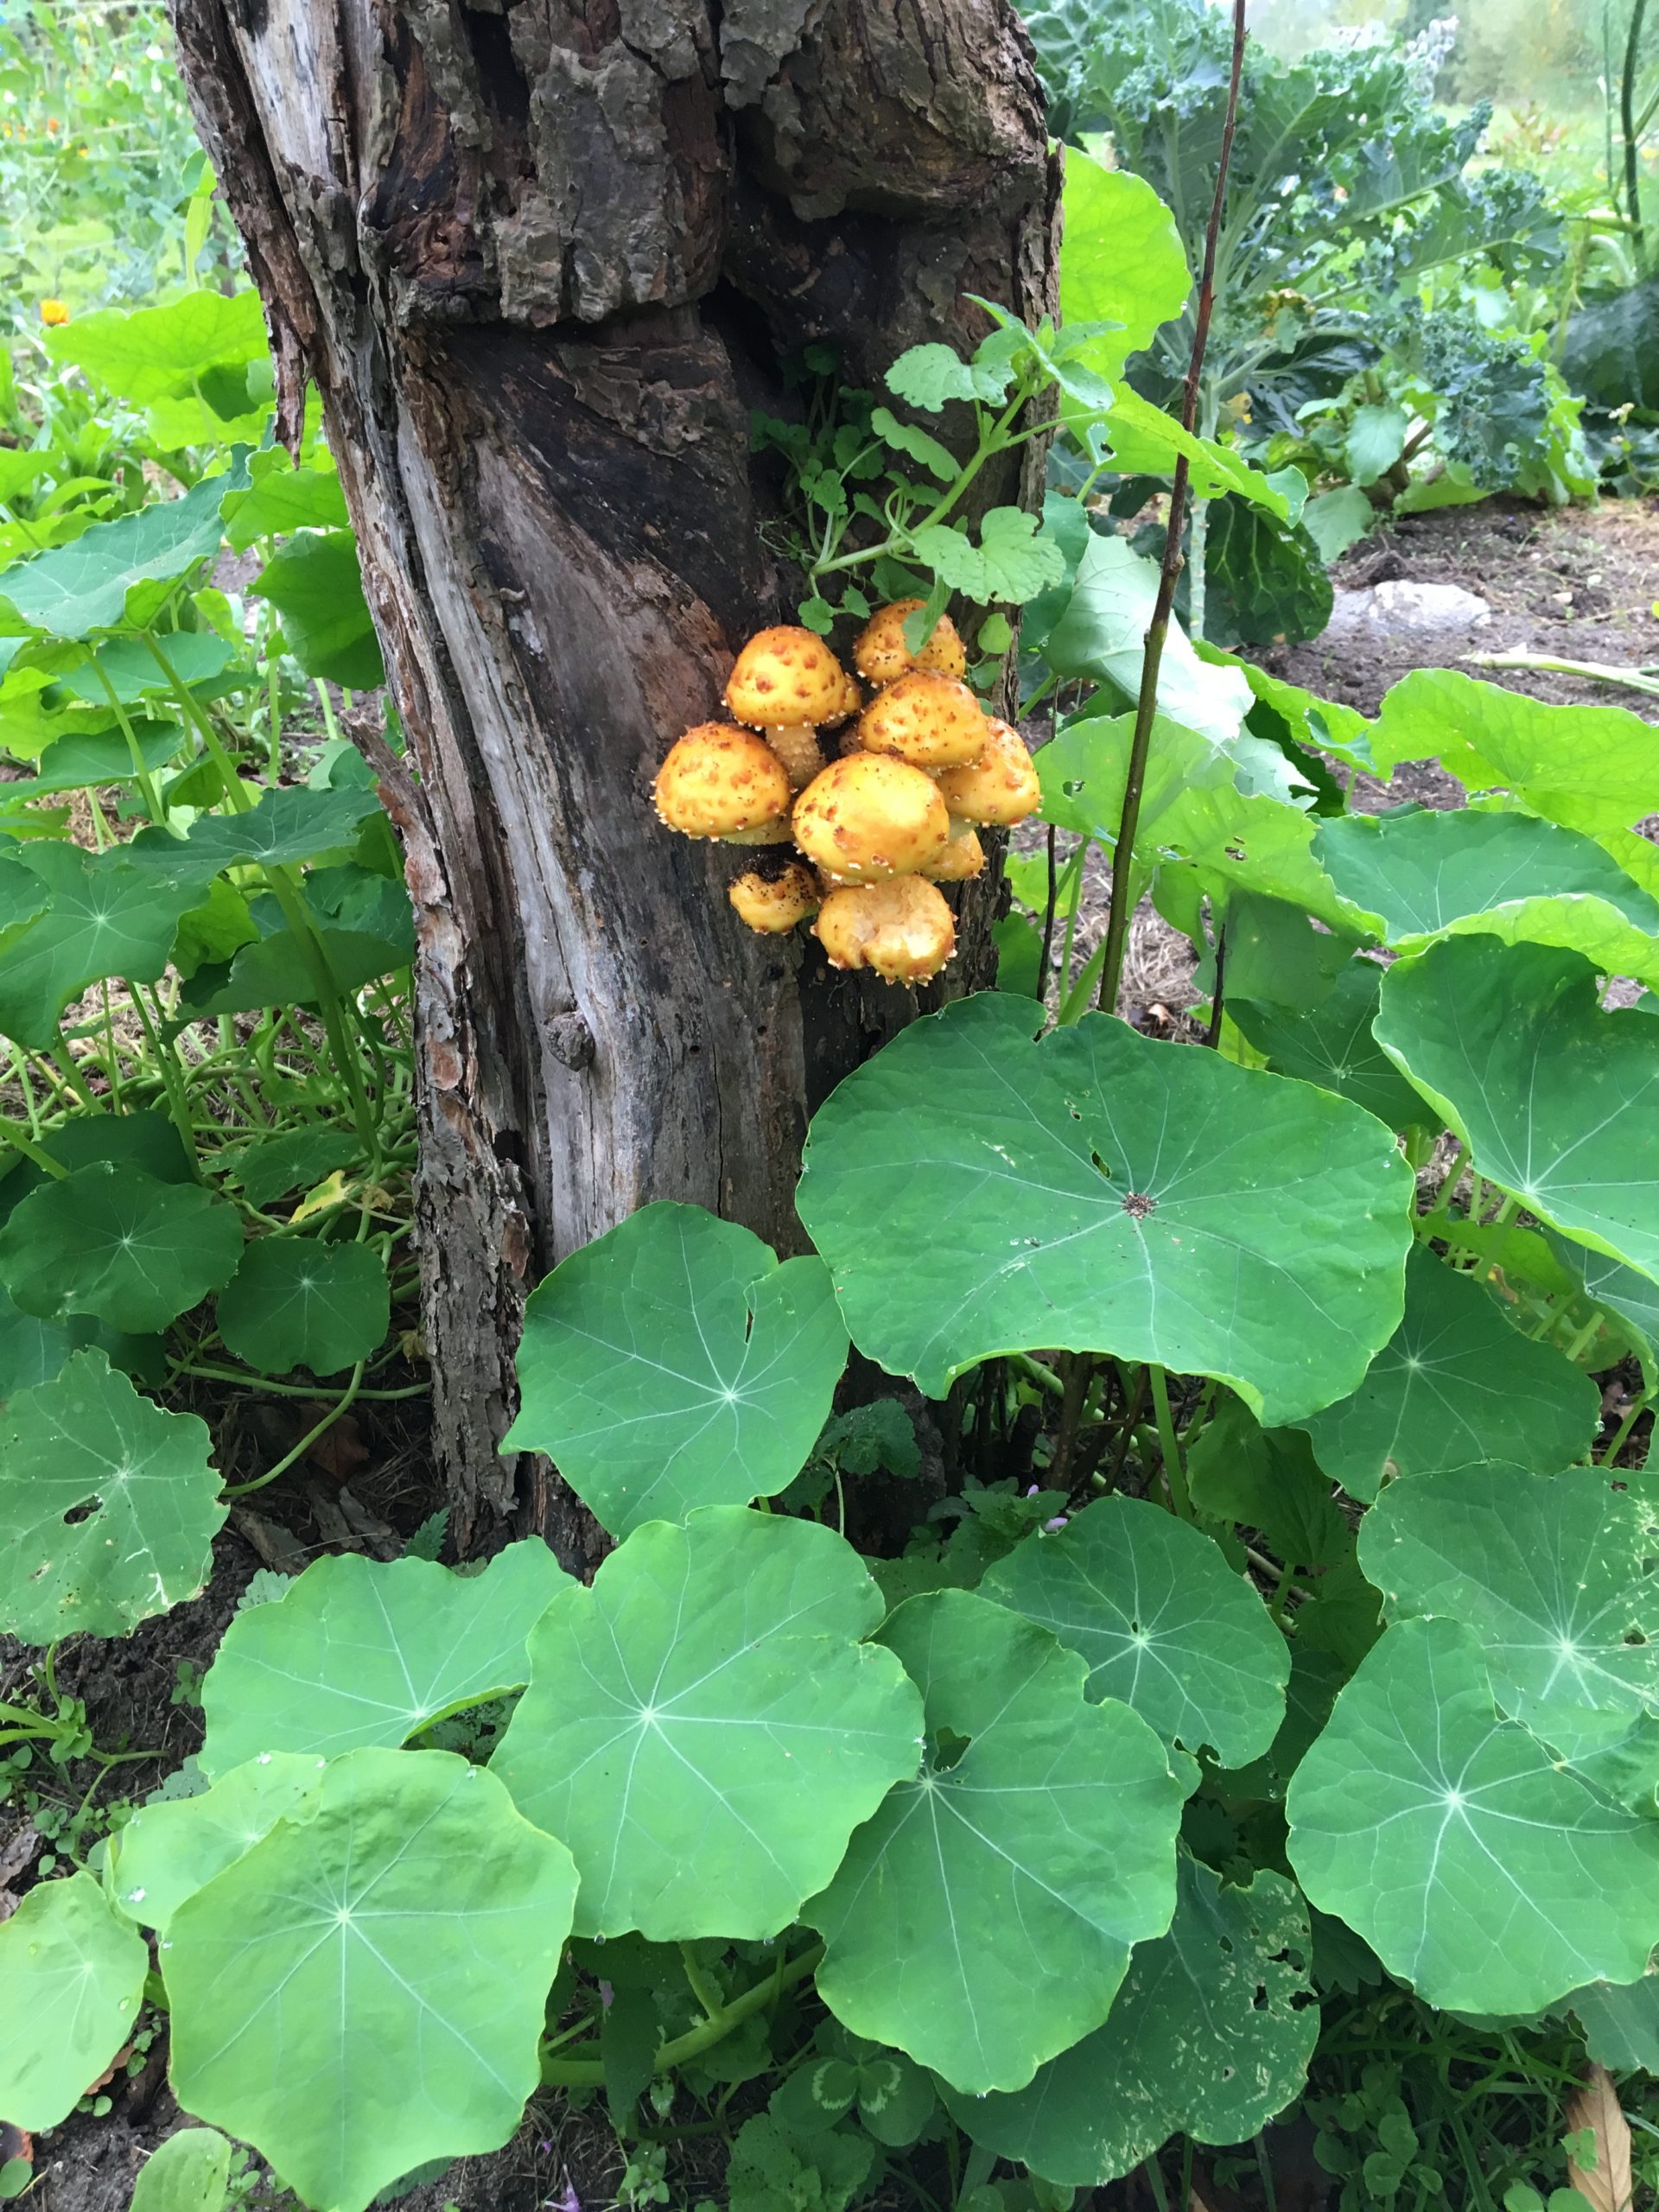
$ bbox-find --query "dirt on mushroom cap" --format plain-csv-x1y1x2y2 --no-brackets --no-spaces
856,670,988,769
728,862,822,933
815,876,957,982
925,823,986,881
791,753,952,884
724,626,852,728
853,599,968,685
654,722,794,837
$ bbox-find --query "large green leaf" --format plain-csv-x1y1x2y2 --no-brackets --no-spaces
1185,1395,1351,1570
806,1589,1183,2094
1286,1617,1659,2013
1360,1464,1659,1759
0,1287,158,1401
214,1236,390,1376
504,1203,848,1535
0,1350,224,1643
0,468,240,639
44,290,269,407
0,1872,149,2130
200,1541,569,1777
174,925,409,1020
0,722,183,800
493,1509,921,1942
129,2129,235,2212
1093,390,1297,517
981,1497,1287,1767
166,1749,576,2212
944,1855,1317,2185
59,634,233,707
220,452,348,554
1231,959,1436,1130
1059,153,1189,379
1567,1975,1659,2072
0,1164,243,1332
796,994,1413,1424
112,1753,326,1935
1376,938,1659,1281
177,783,384,873
1042,532,1253,742
1294,1246,1599,1502
0,841,209,1047
1370,671,1659,822
1202,498,1332,652
252,531,385,689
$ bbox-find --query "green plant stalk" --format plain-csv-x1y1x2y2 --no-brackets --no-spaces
539,1942,825,2088
220,1360,367,1497
0,1115,67,1177
84,656,165,823
1466,650,1659,700
48,1031,103,1113
1148,1364,1192,1519
1599,1388,1654,1467
128,983,202,1174
1624,0,1651,270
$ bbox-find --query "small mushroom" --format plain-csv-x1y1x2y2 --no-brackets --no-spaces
925,823,987,882
932,717,1041,827
856,670,989,770
792,753,952,885
761,725,829,791
654,722,794,840
815,877,957,983
853,599,968,686
728,862,822,933
725,626,852,728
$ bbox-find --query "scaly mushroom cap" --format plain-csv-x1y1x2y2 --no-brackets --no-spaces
853,599,968,685
654,723,793,838
925,823,987,882
856,670,988,770
729,862,822,933
762,726,827,791
725,626,850,729
815,877,957,983
792,753,951,885
932,717,1041,827
830,670,863,726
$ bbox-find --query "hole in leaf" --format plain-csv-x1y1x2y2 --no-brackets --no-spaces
1090,1151,1114,1179
1624,1629,1648,1647
929,1727,971,1773
62,1498,99,1527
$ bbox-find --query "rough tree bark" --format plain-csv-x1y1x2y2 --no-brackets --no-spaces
169,0,1058,1563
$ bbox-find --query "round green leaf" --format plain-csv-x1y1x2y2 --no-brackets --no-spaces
130,2129,234,2212
805,1588,1184,2094
0,1164,242,1332
981,1497,1288,1767
503,1203,849,1535
0,1872,149,2130
1567,1974,1659,2073
251,530,385,690
797,994,1414,1425
177,783,384,873
166,1749,575,2212
1295,1246,1599,1502
112,1752,327,1935
0,1349,225,1642
493,1508,922,1941
215,1236,390,1376
1186,1395,1351,1569
945,1855,1317,2184
1230,958,1438,1130
1360,1465,1659,1758
0,467,237,639
0,1284,158,1402
1376,939,1659,1282
200,1541,570,1777
0,843,209,1049
1287,1617,1659,2013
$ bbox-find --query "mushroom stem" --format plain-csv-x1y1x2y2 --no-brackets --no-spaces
764,725,826,791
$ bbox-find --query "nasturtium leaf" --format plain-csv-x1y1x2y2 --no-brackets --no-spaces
60,633,233,706
175,925,409,1019
129,2128,235,2212
0,1287,159,1401
0,1164,242,1332
981,1497,1287,1767
0,467,243,639
0,1872,149,2130
1567,1974,1659,2072
227,1127,362,1209
1313,808,1659,988
796,994,1413,1425
200,1541,569,1777
178,782,384,873
1370,671,1659,823
806,1589,1182,2093
1360,1465,1659,1758
0,842,209,1047
504,1203,849,1535
1230,959,1439,1130
220,453,349,552
215,1236,390,1376
1286,1617,1659,2013
1376,939,1659,1281
0,1349,224,1643
944,1854,1317,2185
252,530,385,689
0,722,183,798
1059,154,1190,378
1042,532,1251,742
44,289,269,407
1185,1395,1351,1570
1295,1246,1599,1502
1554,1233,1659,1361
166,1749,576,2212
493,1508,921,1942
112,1752,326,1934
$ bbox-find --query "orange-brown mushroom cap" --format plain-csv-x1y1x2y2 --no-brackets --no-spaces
856,670,988,770
724,626,851,730
792,753,951,885
853,599,968,685
925,823,987,881
814,877,957,983
932,717,1041,827
729,862,822,933
654,723,793,838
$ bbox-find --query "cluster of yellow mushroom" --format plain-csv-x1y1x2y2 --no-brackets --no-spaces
652,602,1041,984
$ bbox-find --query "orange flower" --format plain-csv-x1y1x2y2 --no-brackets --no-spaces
46,117,60,134
39,299,68,327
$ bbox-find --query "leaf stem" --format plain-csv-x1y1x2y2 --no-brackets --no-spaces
1148,1363,1192,1519
540,1942,825,2088
220,1361,367,1497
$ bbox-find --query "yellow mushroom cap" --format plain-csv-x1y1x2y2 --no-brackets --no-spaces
853,599,968,685
729,862,822,933
855,671,988,770
792,753,951,885
724,626,851,729
932,717,1041,827
925,823,987,881
814,877,957,983
653,722,793,838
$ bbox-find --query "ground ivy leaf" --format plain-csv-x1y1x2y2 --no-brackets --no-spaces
797,994,1414,1425
0,1872,149,2130
1286,1616,1659,2013
111,1752,326,1934
0,1163,243,1332
0,1349,224,1643
805,1588,1184,2094
1359,1464,1659,1758
214,1236,390,1376
1230,959,1440,1131
200,1541,569,1777
1376,939,1659,1281
504,1202,849,1535
493,1508,922,1942
165,1749,576,2212
981,1497,1288,1767
944,1854,1318,2185
1294,1246,1599,1502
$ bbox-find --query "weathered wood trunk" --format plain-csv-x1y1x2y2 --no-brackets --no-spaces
170,0,1058,1560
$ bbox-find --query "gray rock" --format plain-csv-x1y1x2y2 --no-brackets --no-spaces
1323,580,1494,641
